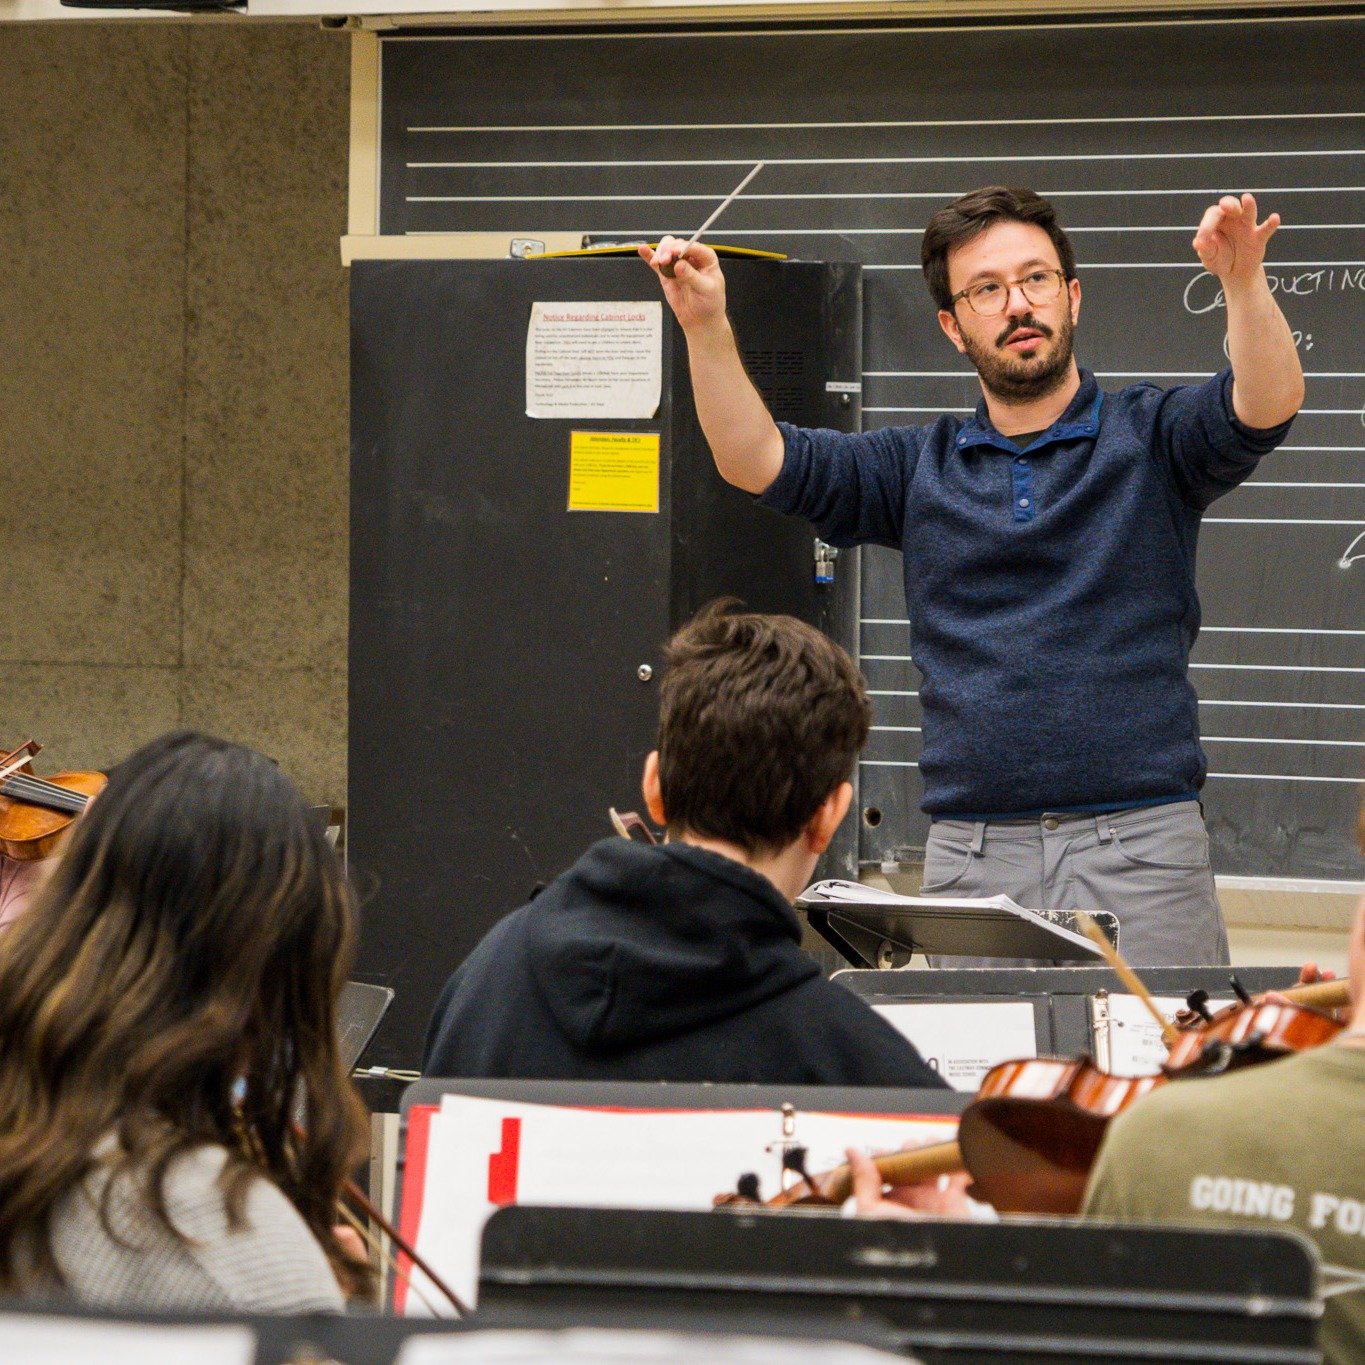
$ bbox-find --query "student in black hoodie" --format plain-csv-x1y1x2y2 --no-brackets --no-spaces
422,602,944,1088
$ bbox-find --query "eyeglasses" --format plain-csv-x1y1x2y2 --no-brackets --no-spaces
949,268,1067,317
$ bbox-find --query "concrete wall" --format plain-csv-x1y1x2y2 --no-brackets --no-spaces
0,21,351,804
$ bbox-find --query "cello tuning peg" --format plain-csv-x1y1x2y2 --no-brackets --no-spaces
736,1172,762,1202
1229,975,1254,1006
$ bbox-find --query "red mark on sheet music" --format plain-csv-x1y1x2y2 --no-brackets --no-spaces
487,1117,521,1205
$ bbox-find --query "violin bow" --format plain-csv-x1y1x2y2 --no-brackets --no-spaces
335,1197,440,1317
341,1175,470,1317
0,741,39,786
1073,909,1181,1050
1282,977,1351,1011
282,1118,468,1317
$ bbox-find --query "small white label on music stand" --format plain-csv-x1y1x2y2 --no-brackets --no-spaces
874,1000,1038,1090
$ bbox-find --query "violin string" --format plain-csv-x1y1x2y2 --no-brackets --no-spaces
336,1199,445,1319
2,771,88,800
2,772,86,798
2,779,86,807
343,1176,469,1317
0,775,88,812
1,784,87,814
288,1111,467,1318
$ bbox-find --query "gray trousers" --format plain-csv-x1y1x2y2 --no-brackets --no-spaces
923,800,1230,968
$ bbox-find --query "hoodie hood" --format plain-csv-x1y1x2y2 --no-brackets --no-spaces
525,838,819,1053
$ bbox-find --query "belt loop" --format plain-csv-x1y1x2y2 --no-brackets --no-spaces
1095,814,1113,845
970,821,987,855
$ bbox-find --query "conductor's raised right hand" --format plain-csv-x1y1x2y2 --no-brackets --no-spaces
639,236,728,332
638,234,784,495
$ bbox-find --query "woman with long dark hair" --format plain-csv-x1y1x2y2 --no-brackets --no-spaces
0,730,368,1312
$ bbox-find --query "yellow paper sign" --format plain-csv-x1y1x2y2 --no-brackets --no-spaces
567,430,660,513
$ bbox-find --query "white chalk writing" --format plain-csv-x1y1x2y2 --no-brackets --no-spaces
1185,267,1365,315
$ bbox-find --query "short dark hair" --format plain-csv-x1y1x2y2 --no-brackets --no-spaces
921,186,1077,311
656,601,871,856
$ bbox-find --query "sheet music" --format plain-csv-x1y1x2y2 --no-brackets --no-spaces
397,1328,907,1364
401,1096,957,1314
803,879,1043,913
800,879,1102,958
874,1000,1038,1090
1090,992,1235,1076
0,1316,254,1365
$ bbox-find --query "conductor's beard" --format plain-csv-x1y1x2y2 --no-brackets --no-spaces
961,309,1077,407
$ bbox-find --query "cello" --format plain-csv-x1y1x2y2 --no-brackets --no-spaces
0,740,106,861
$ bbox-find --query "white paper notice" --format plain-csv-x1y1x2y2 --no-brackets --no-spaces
526,301,662,418
873,1001,1038,1091
397,1327,908,1365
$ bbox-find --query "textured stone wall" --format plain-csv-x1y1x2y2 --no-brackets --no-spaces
0,22,351,804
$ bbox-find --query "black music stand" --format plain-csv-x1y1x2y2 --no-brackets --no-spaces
339,981,394,1071
478,1206,1322,1364
798,888,1118,968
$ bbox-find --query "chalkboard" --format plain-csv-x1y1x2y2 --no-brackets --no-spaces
374,13,1365,881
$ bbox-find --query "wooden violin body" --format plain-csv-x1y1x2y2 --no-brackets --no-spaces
719,976,1352,1218
717,1055,1163,1217
1163,993,1344,1076
956,1057,1163,1214
0,741,106,860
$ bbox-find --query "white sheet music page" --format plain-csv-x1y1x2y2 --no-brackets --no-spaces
399,1096,957,1314
0,1316,254,1365
397,1326,906,1364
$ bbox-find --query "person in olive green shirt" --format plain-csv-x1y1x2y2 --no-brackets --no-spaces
1080,897,1365,1365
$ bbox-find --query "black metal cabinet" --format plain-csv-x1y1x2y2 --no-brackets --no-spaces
350,258,861,1066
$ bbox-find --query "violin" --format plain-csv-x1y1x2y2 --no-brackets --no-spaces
717,1054,1164,1217
0,740,106,861
1162,975,1348,1076
718,975,1354,1218
962,975,1351,1211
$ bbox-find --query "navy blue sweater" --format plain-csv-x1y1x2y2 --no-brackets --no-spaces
423,839,944,1089
763,369,1292,817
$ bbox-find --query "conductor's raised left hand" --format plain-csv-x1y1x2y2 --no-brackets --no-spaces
1193,193,1280,285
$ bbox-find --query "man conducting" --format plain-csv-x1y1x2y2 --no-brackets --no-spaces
642,188,1304,965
